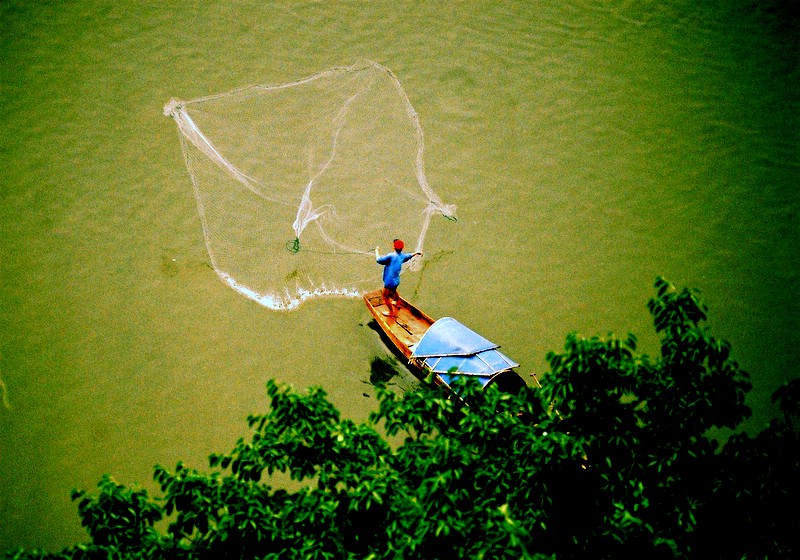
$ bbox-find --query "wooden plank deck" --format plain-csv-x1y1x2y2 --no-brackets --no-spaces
363,288,435,359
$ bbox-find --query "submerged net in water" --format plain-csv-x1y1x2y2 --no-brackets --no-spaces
164,61,455,310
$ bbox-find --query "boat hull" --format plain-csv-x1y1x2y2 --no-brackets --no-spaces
363,288,527,394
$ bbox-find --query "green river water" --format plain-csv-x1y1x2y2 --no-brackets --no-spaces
1,0,797,550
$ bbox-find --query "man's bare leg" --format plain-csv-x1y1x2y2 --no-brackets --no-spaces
382,287,397,319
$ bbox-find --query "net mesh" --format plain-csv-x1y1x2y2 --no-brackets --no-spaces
164,61,455,310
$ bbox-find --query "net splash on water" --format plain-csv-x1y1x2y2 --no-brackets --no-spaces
165,61,455,311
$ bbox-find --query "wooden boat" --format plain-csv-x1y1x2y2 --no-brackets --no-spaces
363,288,527,394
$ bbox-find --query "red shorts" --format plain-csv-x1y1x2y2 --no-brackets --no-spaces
382,286,398,299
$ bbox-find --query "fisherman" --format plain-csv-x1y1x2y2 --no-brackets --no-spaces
375,239,422,319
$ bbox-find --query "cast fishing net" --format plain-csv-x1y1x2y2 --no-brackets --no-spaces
164,61,455,310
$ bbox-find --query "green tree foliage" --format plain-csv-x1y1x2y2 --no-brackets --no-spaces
5,279,798,559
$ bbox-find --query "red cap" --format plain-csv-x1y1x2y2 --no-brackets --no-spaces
393,239,404,250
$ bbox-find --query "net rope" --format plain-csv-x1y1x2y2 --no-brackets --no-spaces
164,61,455,310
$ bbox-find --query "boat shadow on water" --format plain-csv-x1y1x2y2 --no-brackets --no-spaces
364,320,422,392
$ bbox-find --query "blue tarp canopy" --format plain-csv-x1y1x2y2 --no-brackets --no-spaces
410,317,519,382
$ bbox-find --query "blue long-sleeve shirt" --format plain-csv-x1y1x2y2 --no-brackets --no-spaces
377,250,414,289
